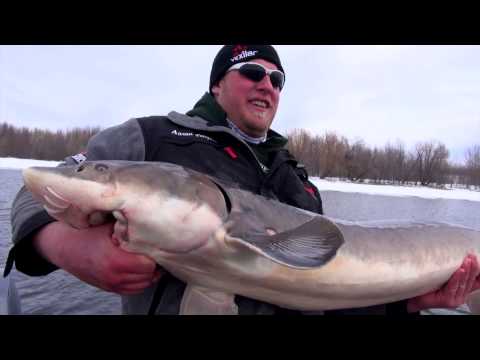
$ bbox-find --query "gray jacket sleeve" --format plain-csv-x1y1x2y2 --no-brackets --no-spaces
4,118,146,277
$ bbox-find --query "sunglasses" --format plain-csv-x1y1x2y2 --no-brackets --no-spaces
227,62,285,91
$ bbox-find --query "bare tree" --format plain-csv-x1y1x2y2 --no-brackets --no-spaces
317,132,349,178
285,127,472,188
286,129,318,174
344,140,375,182
287,130,352,178
413,141,449,186
465,145,480,188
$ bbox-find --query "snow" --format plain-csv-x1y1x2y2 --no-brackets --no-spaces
0,157,60,170
311,177,480,202
1,157,479,202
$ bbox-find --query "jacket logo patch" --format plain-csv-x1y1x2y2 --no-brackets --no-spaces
170,130,216,143
70,152,87,164
304,185,316,197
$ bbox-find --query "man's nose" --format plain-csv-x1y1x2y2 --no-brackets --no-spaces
256,74,276,93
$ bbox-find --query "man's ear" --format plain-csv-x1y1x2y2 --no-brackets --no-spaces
211,84,220,97
212,77,225,97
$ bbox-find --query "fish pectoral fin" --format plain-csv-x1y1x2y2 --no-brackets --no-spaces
180,284,238,315
230,216,344,269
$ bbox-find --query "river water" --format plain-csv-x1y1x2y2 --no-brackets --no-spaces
1,168,477,315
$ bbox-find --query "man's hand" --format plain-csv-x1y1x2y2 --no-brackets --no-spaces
407,253,480,313
33,221,163,295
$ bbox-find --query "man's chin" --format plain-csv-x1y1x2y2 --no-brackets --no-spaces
250,113,273,126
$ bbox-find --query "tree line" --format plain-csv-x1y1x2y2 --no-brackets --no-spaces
1,122,479,189
0,122,100,161
286,129,480,189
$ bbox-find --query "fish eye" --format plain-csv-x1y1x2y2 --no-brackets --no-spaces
76,165,85,172
95,164,109,172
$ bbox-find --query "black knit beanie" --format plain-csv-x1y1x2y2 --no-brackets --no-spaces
209,45,285,93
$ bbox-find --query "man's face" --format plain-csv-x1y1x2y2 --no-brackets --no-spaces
212,59,281,138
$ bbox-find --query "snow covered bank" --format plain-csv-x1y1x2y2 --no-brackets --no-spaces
0,157,60,170
311,177,480,202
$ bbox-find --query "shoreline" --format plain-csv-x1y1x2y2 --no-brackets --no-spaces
1,157,479,202
311,177,480,202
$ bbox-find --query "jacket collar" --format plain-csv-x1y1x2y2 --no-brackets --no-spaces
168,92,288,149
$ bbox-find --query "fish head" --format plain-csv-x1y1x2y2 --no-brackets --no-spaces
102,161,230,254
23,161,124,229
23,161,230,254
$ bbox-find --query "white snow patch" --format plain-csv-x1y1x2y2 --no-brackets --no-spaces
311,177,480,202
0,157,60,170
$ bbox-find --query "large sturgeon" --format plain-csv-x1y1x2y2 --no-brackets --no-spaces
22,161,480,314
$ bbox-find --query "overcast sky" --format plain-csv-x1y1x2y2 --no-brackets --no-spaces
1,45,479,164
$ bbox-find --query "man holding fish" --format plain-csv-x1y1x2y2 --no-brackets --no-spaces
5,45,480,314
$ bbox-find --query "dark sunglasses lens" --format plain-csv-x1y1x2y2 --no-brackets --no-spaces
269,72,284,90
239,64,284,90
239,64,266,82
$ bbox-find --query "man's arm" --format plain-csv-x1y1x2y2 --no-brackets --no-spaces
33,221,162,294
5,118,162,294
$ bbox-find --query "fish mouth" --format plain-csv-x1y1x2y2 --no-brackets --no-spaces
42,185,101,229
42,186,71,215
23,167,72,215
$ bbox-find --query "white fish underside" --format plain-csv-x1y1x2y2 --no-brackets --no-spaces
123,220,479,312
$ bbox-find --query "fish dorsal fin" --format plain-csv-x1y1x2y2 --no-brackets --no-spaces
227,216,344,269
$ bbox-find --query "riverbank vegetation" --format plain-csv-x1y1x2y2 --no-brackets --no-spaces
1,122,479,189
286,130,479,190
